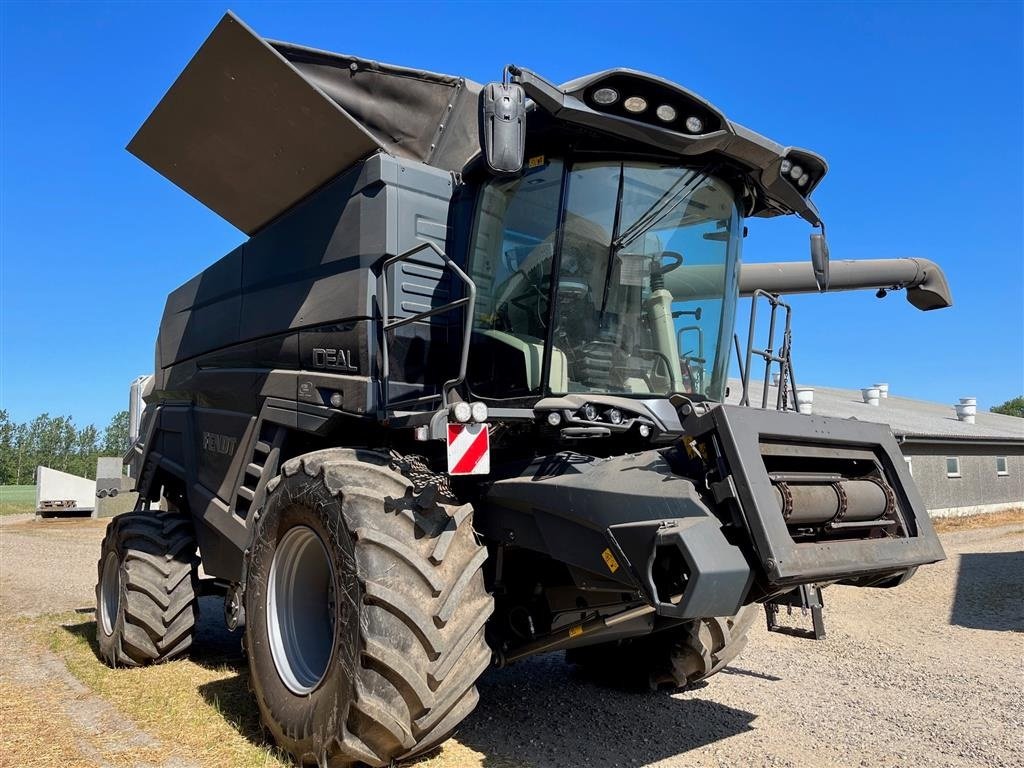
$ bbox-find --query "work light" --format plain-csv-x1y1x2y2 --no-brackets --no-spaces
452,402,472,422
624,96,647,113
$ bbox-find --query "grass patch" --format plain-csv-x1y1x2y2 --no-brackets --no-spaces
933,508,1024,533
0,485,35,516
44,615,288,768
0,677,95,768
38,613,508,768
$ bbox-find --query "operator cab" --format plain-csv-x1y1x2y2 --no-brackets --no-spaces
465,158,742,409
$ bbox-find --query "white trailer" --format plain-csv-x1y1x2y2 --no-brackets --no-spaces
35,466,96,517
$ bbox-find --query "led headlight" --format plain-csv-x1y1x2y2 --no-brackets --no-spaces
582,403,598,421
592,87,619,105
452,402,472,423
684,115,704,133
656,104,677,122
623,96,648,114
798,173,810,187
789,165,803,180
780,159,792,174
470,402,488,423
607,408,623,425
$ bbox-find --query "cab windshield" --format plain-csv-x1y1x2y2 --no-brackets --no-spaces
467,159,742,402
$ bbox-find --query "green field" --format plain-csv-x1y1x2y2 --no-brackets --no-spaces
0,485,36,515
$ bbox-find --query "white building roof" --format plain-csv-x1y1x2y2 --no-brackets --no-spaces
726,379,1024,443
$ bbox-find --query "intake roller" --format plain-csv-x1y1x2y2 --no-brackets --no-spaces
772,478,892,526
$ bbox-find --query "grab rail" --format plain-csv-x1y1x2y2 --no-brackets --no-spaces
376,241,477,419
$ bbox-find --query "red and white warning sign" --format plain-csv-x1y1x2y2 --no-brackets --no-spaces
447,423,490,475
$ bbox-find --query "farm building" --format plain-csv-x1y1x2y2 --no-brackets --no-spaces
729,380,1024,517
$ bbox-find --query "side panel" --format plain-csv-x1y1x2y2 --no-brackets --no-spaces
143,406,250,580
145,156,460,580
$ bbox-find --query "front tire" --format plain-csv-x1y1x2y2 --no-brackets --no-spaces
95,509,200,667
244,449,493,767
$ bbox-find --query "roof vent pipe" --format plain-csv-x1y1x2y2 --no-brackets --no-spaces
861,386,881,406
954,404,975,424
955,397,977,424
795,387,814,415
874,382,889,398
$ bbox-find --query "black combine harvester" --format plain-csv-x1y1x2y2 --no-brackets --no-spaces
96,13,952,767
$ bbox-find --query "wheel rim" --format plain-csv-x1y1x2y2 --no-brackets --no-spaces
267,525,337,695
99,552,120,636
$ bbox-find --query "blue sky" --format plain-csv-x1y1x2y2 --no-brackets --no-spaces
1,1,1021,428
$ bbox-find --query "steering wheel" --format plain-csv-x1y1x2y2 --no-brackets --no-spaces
508,282,549,330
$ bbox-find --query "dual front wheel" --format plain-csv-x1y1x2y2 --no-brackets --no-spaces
96,450,493,767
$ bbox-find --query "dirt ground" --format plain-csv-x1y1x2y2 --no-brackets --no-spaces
0,512,1021,768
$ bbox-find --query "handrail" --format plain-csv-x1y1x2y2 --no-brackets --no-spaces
376,241,477,419
740,289,798,411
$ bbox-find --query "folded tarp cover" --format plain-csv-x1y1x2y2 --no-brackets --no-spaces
128,12,480,235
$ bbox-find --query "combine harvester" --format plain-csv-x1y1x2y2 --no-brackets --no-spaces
98,14,952,767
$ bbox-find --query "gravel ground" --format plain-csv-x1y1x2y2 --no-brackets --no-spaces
0,513,1021,767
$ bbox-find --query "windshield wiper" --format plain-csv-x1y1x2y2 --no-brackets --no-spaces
612,164,714,253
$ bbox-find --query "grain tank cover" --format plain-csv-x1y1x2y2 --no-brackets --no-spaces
128,13,479,234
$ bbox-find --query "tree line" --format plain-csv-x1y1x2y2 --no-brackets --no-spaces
0,409,130,485
992,396,1024,419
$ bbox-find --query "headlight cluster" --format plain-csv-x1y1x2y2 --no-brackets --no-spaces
451,401,488,423
576,403,624,425
780,158,811,188
589,87,704,134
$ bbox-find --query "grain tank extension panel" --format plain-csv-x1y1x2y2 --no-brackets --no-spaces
128,12,479,234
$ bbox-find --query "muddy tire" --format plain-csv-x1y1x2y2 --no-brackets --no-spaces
244,449,493,768
95,509,200,667
568,604,760,689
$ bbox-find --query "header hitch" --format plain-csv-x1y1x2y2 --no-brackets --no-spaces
765,584,826,640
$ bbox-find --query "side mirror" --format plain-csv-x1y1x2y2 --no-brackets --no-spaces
810,231,830,291
481,82,526,174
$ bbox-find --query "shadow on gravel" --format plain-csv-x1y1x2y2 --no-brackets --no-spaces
457,653,756,768
719,666,782,682
950,551,1024,632
68,597,755,767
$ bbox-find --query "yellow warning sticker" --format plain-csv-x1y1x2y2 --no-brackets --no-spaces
683,438,706,461
601,548,620,574
569,625,584,639
528,154,545,168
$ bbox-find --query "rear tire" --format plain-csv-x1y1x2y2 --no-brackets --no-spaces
567,604,759,690
244,449,493,768
95,509,200,667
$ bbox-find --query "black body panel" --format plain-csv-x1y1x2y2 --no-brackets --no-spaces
479,452,752,619
680,404,946,586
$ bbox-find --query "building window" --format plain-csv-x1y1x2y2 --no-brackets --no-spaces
904,456,913,476
996,456,1009,476
946,457,961,478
